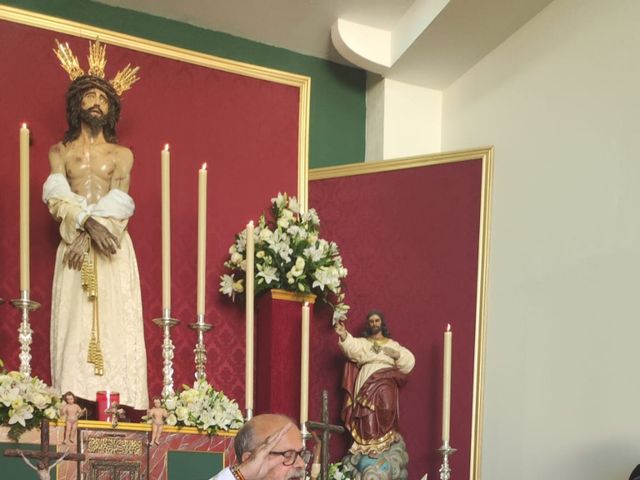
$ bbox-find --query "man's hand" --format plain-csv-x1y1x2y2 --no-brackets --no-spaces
382,346,400,360
334,320,348,341
63,232,90,270
237,423,292,480
84,217,120,256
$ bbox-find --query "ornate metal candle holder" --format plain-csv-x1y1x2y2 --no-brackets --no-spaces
10,290,41,376
300,421,310,440
437,442,457,480
189,314,213,383
152,308,180,397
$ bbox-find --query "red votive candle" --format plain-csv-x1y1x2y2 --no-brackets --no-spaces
96,391,120,422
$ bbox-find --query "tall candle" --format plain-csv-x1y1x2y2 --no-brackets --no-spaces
245,221,255,410
19,123,30,292
161,144,171,311
442,323,452,443
300,302,310,425
196,163,208,316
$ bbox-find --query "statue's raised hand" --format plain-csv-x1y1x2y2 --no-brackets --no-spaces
334,320,348,341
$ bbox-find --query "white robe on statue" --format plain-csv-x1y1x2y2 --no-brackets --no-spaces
44,174,148,410
339,333,415,395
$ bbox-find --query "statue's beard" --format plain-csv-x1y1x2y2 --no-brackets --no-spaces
79,107,108,136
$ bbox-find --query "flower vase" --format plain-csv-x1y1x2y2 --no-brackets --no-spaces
255,289,316,420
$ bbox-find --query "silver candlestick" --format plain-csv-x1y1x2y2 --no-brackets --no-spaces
300,421,310,441
190,314,213,383
10,290,41,377
437,442,456,480
153,307,180,397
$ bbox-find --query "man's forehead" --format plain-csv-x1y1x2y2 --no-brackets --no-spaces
252,416,301,449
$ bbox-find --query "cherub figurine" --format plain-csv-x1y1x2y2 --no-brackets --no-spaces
104,402,125,428
60,392,86,444
147,398,168,445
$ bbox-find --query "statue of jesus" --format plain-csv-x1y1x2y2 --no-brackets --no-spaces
19,451,68,480
44,40,148,410
335,310,415,455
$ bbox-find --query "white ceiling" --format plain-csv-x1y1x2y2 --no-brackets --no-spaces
97,0,554,90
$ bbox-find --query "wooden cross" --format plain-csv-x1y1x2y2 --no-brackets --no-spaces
4,419,85,478
306,390,345,480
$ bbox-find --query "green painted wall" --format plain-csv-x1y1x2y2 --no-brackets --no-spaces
167,450,223,480
2,0,365,168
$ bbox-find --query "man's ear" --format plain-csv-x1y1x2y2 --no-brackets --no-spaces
241,451,251,463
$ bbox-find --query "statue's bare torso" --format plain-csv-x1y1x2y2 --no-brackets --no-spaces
49,138,132,204
47,104,133,267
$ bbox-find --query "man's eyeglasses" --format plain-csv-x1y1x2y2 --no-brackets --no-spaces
269,449,313,466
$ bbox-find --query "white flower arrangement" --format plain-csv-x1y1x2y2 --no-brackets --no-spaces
328,461,356,480
220,192,349,324
0,368,61,441
162,381,243,435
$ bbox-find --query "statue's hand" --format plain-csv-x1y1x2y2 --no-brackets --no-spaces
63,232,90,270
237,423,293,480
383,346,400,360
85,217,121,256
334,320,348,341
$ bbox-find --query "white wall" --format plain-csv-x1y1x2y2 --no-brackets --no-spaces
441,0,640,479
384,78,441,159
365,74,385,161
365,77,442,161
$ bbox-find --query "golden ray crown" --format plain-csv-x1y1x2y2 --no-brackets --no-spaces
53,39,140,96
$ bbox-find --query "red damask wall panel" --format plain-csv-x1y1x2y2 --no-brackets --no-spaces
0,17,301,405
309,157,485,479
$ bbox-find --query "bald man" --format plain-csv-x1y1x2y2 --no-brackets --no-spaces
212,414,310,480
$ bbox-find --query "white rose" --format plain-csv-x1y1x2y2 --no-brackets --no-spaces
259,228,273,241
30,393,49,410
176,406,189,421
231,252,243,265
44,406,58,420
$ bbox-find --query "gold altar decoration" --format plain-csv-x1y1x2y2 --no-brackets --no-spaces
86,437,144,456
54,38,140,95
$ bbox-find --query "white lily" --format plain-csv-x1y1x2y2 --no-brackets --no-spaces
257,264,279,285
9,403,34,427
